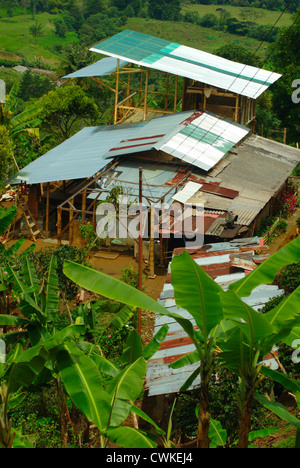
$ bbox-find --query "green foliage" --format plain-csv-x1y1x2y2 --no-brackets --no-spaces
0,126,14,182
215,43,262,67
17,70,53,102
28,245,87,300
29,20,43,42
277,261,300,295
148,0,181,21
36,85,99,142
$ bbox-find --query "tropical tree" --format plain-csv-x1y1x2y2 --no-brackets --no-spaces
36,85,99,142
0,82,41,172
0,212,167,448
63,236,300,448
0,126,14,182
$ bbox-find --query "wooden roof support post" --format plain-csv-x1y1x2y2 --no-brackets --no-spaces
143,68,149,121
69,198,74,246
82,188,87,224
149,203,156,279
165,73,170,110
138,167,143,336
46,182,50,233
57,207,62,247
114,59,120,124
234,95,239,123
174,75,178,112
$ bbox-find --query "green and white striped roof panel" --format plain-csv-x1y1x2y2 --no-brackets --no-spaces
155,111,249,171
90,30,281,99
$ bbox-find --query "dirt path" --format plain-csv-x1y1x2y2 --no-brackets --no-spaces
267,206,300,256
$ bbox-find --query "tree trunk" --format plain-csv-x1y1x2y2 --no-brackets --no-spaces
197,382,210,448
56,379,71,447
238,395,254,448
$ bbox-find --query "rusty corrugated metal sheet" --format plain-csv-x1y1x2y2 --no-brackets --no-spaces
145,238,284,396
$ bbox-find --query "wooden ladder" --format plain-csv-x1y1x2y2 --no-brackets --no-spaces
21,204,45,242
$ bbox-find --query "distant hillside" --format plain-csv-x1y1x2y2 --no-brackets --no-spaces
0,1,293,75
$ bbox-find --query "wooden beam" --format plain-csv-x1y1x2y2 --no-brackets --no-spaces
46,182,50,232
114,59,120,124
57,207,62,247
143,68,149,121
69,198,74,245
174,75,178,112
82,188,87,223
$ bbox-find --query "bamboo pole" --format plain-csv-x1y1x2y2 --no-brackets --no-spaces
138,167,143,336
234,95,239,122
165,74,169,110
82,188,87,224
143,69,149,121
69,198,74,245
174,75,178,112
114,59,120,124
149,204,156,279
46,182,50,233
57,208,62,247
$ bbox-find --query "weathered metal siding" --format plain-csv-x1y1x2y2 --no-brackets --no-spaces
145,238,283,396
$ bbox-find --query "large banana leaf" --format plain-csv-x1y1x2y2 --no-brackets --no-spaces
107,357,147,427
255,393,300,448
121,329,143,366
219,289,274,346
56,341,111,437
44,255,59,321
6,265,46,324
143,323,169,360
262,286,300,349
0,206,17,235
230,237,300,297
171,251,224,338
105,426,157,448
77,341,120,378
22,257,41,305
5,238,26,258
63,261,200,349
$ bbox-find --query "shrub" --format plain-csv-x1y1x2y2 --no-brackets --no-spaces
28,245,87,299
276,261,300,294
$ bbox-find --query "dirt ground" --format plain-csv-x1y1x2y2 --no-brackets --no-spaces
4,197,300,448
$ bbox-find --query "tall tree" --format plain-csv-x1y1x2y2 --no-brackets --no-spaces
267,10,300,144
36,85,99,142
148,0,181,21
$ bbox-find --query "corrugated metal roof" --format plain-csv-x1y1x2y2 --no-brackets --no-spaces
88,159,185,205
90,30,281,99
156,111,249,171
9,110,249,184
63,57,128,79
145,239,283,396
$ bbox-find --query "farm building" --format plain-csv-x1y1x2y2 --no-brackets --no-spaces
5,30,300,276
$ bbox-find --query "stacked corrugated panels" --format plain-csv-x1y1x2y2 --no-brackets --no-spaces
145,237,284,397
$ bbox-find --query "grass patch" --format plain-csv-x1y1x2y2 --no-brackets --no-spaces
181,3,292,28
0,12,79,68
125,17,266,57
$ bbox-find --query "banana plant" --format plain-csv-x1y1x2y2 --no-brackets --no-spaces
63,255,225,448
255,367,300,448
217,237,300,448
63,236,300,449
0,83,41,140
